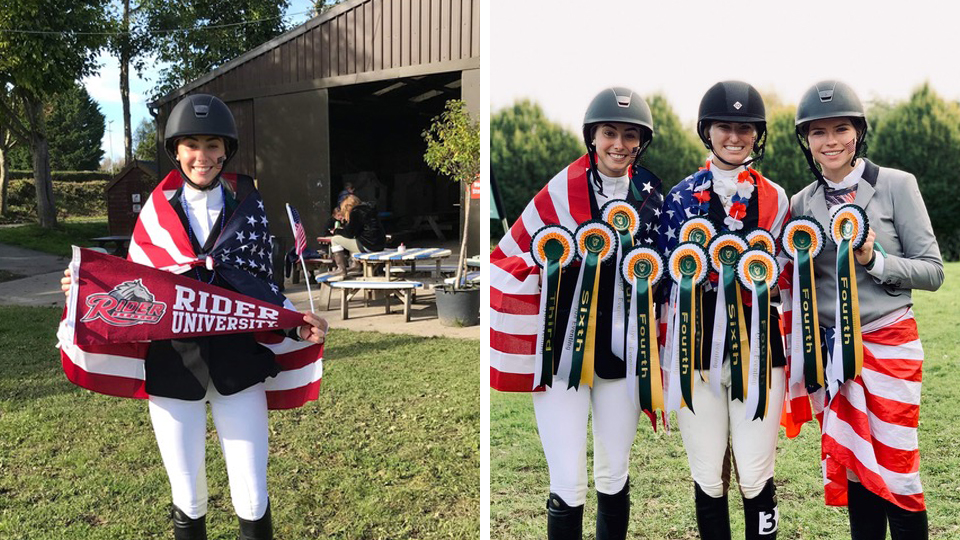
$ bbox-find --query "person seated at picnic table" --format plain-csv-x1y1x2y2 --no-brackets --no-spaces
324,205,345,235
326,194,386,281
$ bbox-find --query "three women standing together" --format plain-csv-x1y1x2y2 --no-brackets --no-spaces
491,80,943,540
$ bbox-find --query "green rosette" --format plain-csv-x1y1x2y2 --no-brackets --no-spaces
621,246,665,414
780,216,826,391
830,204,869,386
707,233,750,400
569,220,617,390
669,241,709,412
737,248,780,420
530,225,576,388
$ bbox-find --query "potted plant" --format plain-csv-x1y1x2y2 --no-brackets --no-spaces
422,99,480,326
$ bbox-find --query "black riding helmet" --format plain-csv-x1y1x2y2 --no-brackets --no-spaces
164,94,239,190
697,81,767,168
581,87,654,193
794,80,867,181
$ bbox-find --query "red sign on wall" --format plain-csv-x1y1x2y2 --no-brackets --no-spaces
470,180,481,200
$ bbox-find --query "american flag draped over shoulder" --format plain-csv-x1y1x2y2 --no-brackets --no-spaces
58,171,323,410
286,204,307,257
490,154,663,391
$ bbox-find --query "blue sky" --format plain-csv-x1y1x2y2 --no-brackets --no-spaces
84,0,316,164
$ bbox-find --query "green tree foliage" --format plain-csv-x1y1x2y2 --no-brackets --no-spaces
871,84,960,260
637,93,704,192
0,0,109,227
141,0,290,99
6,85,107,171
490,100,582,222
47,85,106,170
757,105,813,196
133,117,158,162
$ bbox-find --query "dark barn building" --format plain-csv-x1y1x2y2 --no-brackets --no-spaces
150,0,480,255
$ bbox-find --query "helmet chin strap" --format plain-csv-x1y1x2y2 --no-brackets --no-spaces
709,134,765,169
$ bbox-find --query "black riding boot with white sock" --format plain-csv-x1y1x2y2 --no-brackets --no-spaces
743,478,779,540
546,492,584,540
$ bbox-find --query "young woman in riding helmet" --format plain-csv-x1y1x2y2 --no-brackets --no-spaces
61,94,326,540
791,80,943,540
491,87,663,540
658,81,789,540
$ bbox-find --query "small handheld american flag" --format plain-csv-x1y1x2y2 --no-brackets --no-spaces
286,204,308,257
285,203,315,312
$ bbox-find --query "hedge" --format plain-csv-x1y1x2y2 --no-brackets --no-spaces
3,180,107,222
8,170,112,182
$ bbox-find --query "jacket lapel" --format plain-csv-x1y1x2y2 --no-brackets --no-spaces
853,159,878,209
809,183,831,226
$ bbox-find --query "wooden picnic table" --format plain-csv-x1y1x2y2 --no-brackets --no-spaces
352,247,452,281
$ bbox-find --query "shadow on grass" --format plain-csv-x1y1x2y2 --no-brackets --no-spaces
0,306,79,404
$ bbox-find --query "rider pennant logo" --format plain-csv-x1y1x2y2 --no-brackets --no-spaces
80,279,167,327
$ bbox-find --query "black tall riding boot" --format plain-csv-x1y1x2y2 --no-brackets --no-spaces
848,481,888,540
172,506,207,540
694,483,731,540
886,500,928,540
238,502,273,540
546,492,584,540
596,480,630,540
743,478,778,539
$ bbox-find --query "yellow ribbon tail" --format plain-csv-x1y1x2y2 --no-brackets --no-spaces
581,265,603,388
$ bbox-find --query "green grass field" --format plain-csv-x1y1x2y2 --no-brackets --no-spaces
0,218,108,258
492,262,960,540
0,307,480,539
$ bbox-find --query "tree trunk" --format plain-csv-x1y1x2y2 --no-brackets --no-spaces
0,144,8,215
121,0,132,165
24,97,57,228
454,181,470,289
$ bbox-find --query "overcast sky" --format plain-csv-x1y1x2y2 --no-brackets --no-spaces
491,0,960,131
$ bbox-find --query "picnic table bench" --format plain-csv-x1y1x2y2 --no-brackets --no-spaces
325,279,423,322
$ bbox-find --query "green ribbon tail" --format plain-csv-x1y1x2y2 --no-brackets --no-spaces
569,253,599,390
753,280,770,421
679,275,695,412
635,279,652,412
540,259,561,387
837,239,856,382
724,265,744,401
797,248,819,391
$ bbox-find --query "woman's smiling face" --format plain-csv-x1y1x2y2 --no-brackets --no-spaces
707,121,757,169
806,117,859,181
592,122,642,177
176,135,226,187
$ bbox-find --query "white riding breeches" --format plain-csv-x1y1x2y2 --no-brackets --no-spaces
148,383,270,521
533,376,640,506
677,363,785,499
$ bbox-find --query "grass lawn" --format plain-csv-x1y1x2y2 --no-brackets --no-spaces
491,262,960,540
0,307,479,539
0,218,108,258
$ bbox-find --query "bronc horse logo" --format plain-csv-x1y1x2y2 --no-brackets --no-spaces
81,279,167,327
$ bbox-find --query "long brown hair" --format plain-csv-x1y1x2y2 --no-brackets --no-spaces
340,194,362,222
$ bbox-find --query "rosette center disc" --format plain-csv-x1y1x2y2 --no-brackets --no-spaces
585,233,605,253
793,230,812,250
679,255,698,276
840,219,855,240
718,245,739,266
748,260,768,281
689,229,708,246
543,238,564,260
634,259,652,279
611,211,630,231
